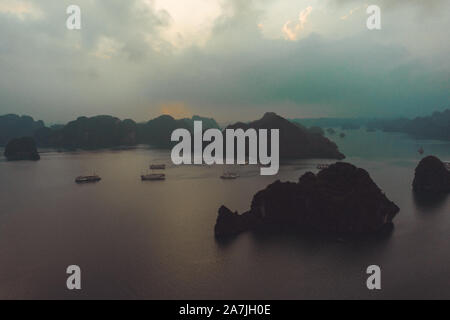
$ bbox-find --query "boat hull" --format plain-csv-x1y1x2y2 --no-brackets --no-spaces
220,174,239,180
75,176,101,184
150,165,166,170
141,174,166,181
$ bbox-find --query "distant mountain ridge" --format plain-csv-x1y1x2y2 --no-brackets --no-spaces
0,112,345,160
290,117,368,130
291,109,450,141
367,109,450,140
0,114,221,149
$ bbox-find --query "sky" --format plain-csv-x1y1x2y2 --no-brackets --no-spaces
0,0,449,124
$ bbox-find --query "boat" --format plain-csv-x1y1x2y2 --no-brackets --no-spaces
220,172,240,180
418,147,424,155
317,164,330,170
75,175,101,184
150,164,166,170
141,173,166,181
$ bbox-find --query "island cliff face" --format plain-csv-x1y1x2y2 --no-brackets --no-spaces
0,114,44,146
226,113,345,160
4,137,40,161
413,156,450,195
215,163,399,238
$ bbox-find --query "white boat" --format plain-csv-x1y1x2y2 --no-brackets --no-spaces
317,164,330,170
220,172,240,180
75,175,101,183
141,173,165,181
150,164,166,170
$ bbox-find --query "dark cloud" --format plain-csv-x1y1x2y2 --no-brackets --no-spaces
0,0,448,123
145,32,449,118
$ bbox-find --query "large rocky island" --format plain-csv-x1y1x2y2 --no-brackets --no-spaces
413,156,450,195
227,112,345,160
215,162,399,238
4,137,40,161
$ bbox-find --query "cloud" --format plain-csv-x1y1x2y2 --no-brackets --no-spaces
331,0,447,12
0,0,43,20
92,36,125,59
340,6,361,20
0,0,449,123
145,32,449,119
282,6,313,41
153,0,222,48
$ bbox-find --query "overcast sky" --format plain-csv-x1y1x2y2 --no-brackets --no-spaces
0,0,449,124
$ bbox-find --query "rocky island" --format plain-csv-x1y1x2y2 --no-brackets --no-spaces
4,137,40,161
413,156,450,195
226,112,345,160
367,109,450,141
0,114,45,146
215,162,399,238
1,112,344,159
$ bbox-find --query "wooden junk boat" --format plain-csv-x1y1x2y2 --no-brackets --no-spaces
150,164,166,170
220,172,240,180
141,173,166,181
75,175,101,184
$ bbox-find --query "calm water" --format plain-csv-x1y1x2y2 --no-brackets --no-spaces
0,129,449,299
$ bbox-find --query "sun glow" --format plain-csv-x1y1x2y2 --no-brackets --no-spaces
153,0,222,48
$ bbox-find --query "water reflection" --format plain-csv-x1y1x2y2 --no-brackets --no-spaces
0,130,450,299
413,191,449,213
216,223,395,250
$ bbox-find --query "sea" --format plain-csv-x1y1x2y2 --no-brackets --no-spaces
0,128,449,299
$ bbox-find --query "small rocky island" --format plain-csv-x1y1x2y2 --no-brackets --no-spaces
215,163,399,238
413,156,450,195
4,137,40,161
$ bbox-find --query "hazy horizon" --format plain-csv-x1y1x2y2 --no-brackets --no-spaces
1,0,449,124
2,110,442,129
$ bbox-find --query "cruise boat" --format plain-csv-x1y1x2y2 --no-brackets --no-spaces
75,175,101,184
220,172,240,180
141,173,166,181
150,164,166,170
